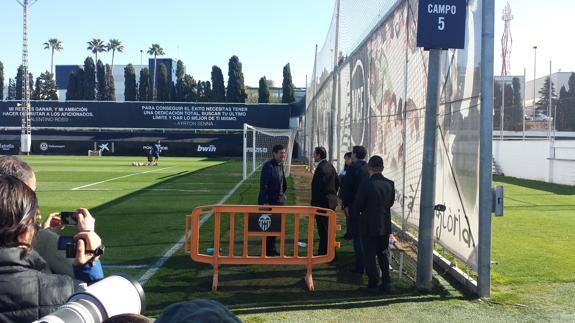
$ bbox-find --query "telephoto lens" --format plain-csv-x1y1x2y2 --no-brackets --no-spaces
34,274,145,323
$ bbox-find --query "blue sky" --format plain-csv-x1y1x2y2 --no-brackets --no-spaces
0,0,334,87
1,0,573,88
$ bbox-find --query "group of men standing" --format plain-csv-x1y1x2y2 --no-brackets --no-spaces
258,144,395,293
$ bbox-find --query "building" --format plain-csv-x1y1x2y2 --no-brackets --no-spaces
525,71,575,114
55,58,177,102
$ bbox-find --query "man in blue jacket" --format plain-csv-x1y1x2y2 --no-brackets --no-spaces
258,144,288,256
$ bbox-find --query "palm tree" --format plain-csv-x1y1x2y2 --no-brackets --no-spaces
43,38,63,75
107,39,124,69
87,38,106,64
147,43,165,101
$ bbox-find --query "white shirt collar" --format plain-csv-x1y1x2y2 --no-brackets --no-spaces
314,159,326,168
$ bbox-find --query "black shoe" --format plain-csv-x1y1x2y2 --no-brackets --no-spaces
359,286,379,294
266,250,280,257
380,282,391,292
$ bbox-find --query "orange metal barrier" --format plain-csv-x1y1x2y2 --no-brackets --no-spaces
184,205,341,291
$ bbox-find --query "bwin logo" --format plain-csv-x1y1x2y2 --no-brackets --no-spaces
197,145,216,152
258,214,272,231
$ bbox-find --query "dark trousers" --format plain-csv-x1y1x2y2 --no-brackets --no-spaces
362,234,390,287
315,213,329,255
266,201,284,255
349,204,364,272
266,236,277,255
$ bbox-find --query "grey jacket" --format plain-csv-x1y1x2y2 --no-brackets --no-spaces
0,247,80,322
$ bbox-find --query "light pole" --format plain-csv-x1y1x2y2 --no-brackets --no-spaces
140,50,143,66
16,0,38,154
533,46,537,113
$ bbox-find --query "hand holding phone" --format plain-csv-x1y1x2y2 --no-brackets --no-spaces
42,213,64,231
75,208,95,232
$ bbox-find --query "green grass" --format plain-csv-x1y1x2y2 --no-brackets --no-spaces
25,155,240,279
15,157,575,321
491,176,575,314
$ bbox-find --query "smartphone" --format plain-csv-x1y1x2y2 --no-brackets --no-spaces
60,211,77,225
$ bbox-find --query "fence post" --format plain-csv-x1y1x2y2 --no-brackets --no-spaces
415,48,442,291
478,0,495,297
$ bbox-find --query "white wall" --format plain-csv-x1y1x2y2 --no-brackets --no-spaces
552,160,575,186
493,139,575,185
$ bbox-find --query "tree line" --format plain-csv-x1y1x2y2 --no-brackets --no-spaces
0,38,296,104
493,73,575,131
538,73,575,131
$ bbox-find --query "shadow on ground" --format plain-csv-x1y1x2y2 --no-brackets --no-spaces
143,165,475,316
494,175,575,195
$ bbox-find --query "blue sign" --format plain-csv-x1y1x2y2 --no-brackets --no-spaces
416,0,467,49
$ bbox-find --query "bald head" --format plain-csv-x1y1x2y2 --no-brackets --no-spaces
0,156,37,191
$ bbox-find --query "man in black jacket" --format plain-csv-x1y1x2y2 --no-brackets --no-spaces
341,145,370,274
258,144,288,256
355,155,395,292
310,147,339,255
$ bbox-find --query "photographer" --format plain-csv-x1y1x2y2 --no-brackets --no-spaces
0,155,95,277
0,175,104,322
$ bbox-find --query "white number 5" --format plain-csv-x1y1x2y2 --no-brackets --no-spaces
438,17,445,30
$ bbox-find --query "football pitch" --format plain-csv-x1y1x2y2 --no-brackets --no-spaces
20,156,575,321
27,156,241,280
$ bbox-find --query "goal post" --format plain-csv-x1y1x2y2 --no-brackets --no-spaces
87,149,102,156
243,123,296,180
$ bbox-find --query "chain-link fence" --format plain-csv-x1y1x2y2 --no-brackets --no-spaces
301,0,483,272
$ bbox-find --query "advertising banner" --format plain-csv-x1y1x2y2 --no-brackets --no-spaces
0,131,244,157
0,101,290,130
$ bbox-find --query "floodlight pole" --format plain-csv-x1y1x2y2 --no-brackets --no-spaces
16,0,38,154
310,44,318,169
478,0,495,297
415,48,442,291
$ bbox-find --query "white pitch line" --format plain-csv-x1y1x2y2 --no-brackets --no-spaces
138,175,249,285
71,166,176,190
73,188,211,193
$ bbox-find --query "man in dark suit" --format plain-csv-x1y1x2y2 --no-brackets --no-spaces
341,145,370,274
258,144,288,256
355,155,395,292
310,147,339,255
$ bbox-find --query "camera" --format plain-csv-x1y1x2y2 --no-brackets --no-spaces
57,236,77,258
60,211,78,225
34,274,145,323
58,236,105,259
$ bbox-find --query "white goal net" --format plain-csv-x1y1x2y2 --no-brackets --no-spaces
87,149,102,157
243,123,296,180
